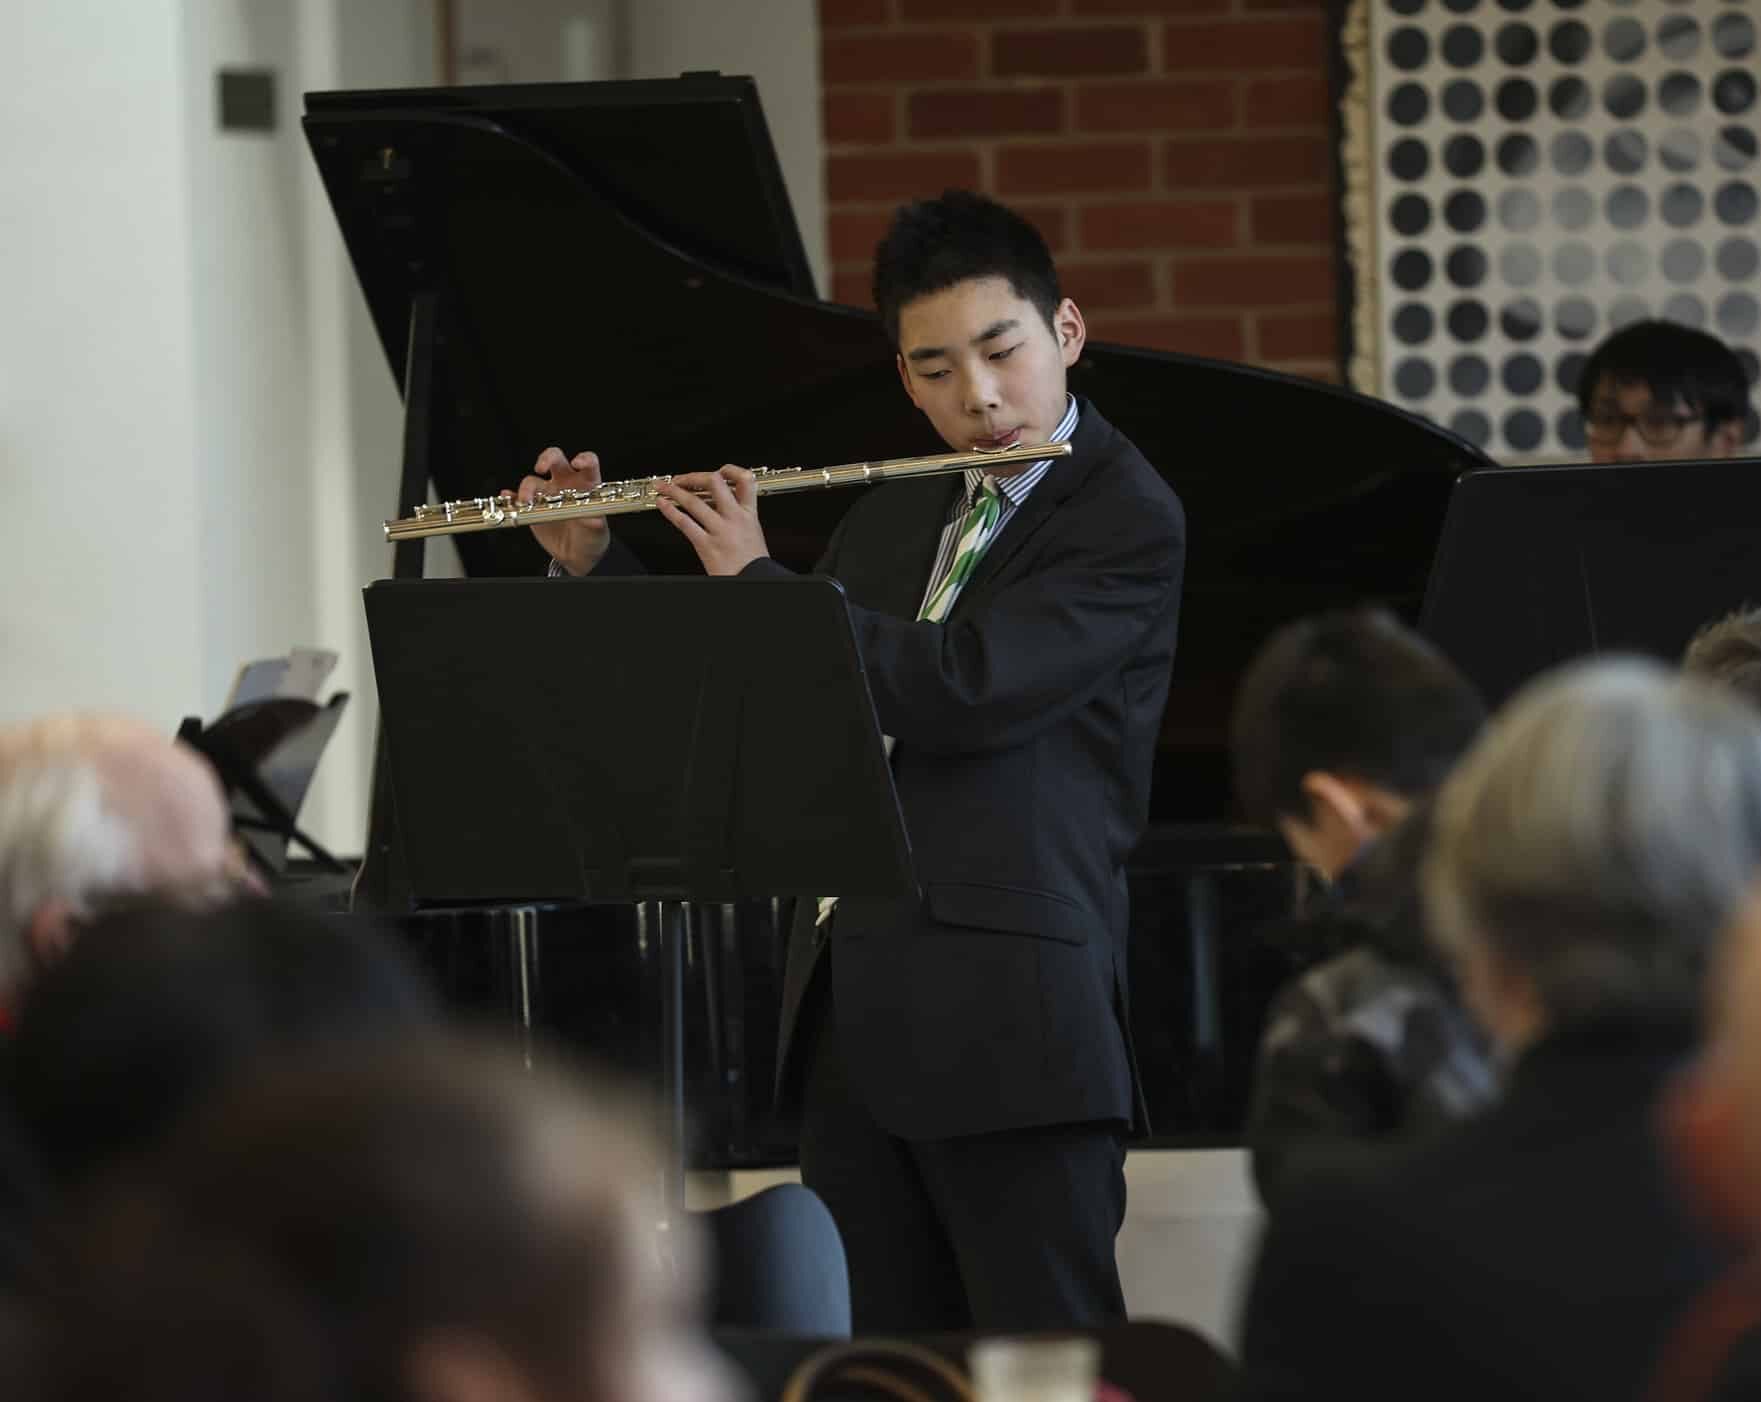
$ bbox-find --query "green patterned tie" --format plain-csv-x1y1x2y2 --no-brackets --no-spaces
818,475,1003,928
919,474,1003,623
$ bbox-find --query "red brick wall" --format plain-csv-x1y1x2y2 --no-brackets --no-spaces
819,0,1339,381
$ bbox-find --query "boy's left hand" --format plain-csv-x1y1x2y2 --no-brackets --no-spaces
656,466,771,576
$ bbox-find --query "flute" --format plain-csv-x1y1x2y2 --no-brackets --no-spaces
383,440,1072,541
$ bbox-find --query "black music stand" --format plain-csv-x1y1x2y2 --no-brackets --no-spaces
364,574,916,1219
1420,454,1761,707
179,695,351,878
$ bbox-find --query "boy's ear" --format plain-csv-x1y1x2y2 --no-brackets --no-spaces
1054,298,1086,367
1301,771,1410,840
1298,771,1368,837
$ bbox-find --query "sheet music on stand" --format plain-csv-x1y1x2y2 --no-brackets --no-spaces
185,648,349,878
223,646,338,711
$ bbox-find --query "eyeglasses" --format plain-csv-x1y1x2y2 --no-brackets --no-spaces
1584,407,1702,446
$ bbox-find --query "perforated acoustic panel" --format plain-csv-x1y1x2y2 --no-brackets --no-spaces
1351,0,1760,461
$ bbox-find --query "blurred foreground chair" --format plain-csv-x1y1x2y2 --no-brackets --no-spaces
704,1184,851,1336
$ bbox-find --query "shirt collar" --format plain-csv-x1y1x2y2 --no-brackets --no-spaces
982,394,1080,509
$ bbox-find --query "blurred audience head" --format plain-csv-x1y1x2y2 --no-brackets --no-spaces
1231,609,1486,880
33,1039,735,1402
1424,659,1761,1058
1684,607,1761,710
0,713,241,1002
1578,320,1753,463
1664,888,1761,1244
5,897,436,1189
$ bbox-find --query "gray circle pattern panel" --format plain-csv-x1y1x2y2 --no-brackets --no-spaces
1372,0,1760,460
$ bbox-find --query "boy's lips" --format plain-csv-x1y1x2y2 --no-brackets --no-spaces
974,427,1022,450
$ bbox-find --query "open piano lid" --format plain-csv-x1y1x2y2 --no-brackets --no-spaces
303,74,1495,819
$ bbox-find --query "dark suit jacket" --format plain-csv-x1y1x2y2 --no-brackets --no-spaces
1235,1014,1735,1402
744,400,1185,1142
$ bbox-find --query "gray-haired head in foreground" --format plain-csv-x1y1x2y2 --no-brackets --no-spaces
1684,607,1761,711
1424,658,1761,1026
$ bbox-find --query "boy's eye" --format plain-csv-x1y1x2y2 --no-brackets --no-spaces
989,344,1020,362
922,368,951,380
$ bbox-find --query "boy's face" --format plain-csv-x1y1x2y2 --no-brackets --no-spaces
1584,375,1744,463
894,276,1084,473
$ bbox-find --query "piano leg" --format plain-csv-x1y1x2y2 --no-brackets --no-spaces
1181,872,1226,1120
508,905,541,1068
639,900,688,1242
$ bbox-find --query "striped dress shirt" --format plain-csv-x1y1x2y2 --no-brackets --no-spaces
913,393,1080,618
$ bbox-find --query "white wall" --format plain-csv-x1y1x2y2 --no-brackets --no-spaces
626,0,827,295
183,0,317,721
0,0,433,856
298,0,439,854
0,3,205,730
456,0,623,84
452,0,826,290
0,0,819,861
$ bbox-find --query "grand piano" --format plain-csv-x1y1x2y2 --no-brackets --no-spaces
302,74,1493,1160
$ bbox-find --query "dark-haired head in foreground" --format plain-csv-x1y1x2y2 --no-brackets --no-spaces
1233,613,1492,1209
26,1039,735,1402
4,897,437,1189
1577,320,1752,463
870,190,1083,469
1231,609,1486,881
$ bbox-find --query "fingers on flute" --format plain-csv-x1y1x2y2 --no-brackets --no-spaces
705,470,737,506
568,451,602,486
513,448,566,502
657,495,708,543
660,480,719,529
719,465,757,505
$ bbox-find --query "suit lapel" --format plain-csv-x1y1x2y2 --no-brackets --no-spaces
949,401,1112,618
843,473,963,621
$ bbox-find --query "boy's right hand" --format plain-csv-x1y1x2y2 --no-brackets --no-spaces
514,447,610,576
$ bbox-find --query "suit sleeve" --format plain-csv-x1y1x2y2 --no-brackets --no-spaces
548,534,650,578
811,510,849,578
743,482,1183,755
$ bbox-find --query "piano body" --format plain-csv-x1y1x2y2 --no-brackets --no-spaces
302,75,1492,1159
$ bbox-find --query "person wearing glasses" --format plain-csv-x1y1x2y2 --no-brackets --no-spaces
1579,321,1754,463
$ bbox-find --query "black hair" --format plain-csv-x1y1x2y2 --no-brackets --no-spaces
4,897,438,1187
1231,610,1487,825
871,189,1061,346
1576,320,1753,435
1684,606,1761,710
